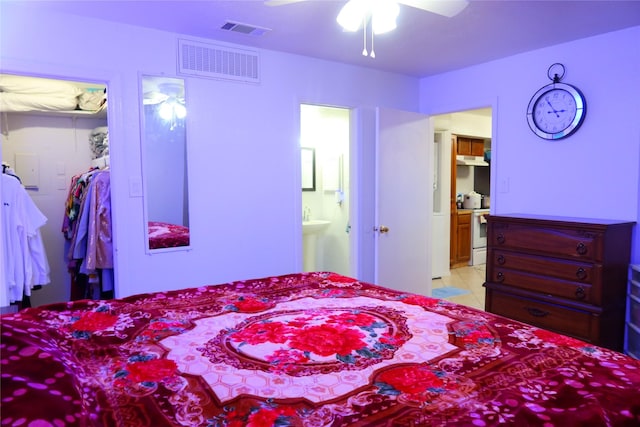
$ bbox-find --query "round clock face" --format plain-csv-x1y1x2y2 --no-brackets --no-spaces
527,82,586,140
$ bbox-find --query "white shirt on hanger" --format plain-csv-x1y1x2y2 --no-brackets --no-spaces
1,173,50,306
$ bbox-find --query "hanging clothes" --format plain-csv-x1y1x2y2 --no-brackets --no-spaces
61,167,113,300
1,171,50,307
61,125,113,301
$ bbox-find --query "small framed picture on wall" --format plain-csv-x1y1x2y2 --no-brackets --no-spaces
301,147,316,191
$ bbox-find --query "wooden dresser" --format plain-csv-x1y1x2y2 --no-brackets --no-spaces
484,214,634,352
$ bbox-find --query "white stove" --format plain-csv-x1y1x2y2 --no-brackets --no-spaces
470,209,490,265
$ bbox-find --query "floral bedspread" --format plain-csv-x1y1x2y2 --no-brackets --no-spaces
1,272,639,426
148,221,190,249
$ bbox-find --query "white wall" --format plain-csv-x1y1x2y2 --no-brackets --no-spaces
420,26,640,262
1,3,419,302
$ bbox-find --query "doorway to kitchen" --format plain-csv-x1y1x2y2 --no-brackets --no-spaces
300,104,351,276
432,107,492,276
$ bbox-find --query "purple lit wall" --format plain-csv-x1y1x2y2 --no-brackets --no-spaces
0,2,419,300
419,26,640,263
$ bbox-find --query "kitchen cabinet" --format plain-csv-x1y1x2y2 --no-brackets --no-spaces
484,214,634,352
452,210,471,266
456,136,485,157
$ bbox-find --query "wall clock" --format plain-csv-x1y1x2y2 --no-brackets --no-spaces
526,63,586,140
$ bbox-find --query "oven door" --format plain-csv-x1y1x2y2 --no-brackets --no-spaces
471,211,488,248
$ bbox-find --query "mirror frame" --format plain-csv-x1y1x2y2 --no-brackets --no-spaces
301,147,316,192
139,73,192,253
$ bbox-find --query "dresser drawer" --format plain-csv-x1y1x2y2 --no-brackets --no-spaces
486,290,596,342
488,267,596,305
491,250,598,284
490,221,602,262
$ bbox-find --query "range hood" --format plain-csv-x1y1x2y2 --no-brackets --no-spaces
456,155,489,167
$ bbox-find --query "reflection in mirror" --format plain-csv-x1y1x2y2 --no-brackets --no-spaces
141,75,190,251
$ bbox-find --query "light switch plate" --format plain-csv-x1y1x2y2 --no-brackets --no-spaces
129,177,143,197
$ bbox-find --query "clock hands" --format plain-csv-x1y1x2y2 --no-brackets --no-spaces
546,100,560,118
545,99,567,117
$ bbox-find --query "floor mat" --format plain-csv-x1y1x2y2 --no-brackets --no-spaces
432,286,470,299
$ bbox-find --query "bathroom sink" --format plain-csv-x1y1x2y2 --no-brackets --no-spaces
302,220,331,235
302,220,331,272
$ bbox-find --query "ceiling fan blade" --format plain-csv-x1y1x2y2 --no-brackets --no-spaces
264,0,307,6
398,0,469,17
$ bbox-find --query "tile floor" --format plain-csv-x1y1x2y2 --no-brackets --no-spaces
432,264,486,311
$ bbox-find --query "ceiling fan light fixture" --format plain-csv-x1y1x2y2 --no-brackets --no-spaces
336,0,368,32
158,102,175,121
372,1,399,34
173,103,187,119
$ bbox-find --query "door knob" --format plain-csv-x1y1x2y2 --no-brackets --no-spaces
375,225,390,234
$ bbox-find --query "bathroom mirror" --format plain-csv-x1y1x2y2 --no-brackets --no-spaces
301,147,316,191
140,75,190,252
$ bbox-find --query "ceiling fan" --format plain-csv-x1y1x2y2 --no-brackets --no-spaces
266,0,469,21
266,0,469,57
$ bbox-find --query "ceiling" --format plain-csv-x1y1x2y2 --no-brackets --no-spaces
16,0,640,77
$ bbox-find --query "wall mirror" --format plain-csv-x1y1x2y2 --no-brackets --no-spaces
140,75,191,252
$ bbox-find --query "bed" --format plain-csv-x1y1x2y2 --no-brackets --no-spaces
148,221,191,249
1,272,639,426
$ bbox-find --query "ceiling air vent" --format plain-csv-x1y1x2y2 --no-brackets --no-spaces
178,39,260,84
220,21,271,37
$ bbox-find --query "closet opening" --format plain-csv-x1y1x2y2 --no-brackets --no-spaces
1,73,111,311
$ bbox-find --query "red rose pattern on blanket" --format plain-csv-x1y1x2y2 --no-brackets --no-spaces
1,272,639,426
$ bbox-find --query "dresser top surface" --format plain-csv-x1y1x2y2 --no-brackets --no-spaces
488,213,635,226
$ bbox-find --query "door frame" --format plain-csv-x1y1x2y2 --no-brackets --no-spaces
430,99,499,271
0,59,123,306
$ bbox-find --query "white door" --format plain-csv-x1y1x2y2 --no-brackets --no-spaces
374,108,433,295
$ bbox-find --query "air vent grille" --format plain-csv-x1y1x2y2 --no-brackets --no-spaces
221,21,271,37
178,39,260,84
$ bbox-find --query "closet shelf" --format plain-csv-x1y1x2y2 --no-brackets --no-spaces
5,108,107,119
1,74,108,120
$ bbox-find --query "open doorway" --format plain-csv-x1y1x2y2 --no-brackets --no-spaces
300,104,351,275
432,107,492,277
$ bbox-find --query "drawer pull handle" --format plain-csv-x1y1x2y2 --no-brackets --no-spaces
575,287,586,300
576,268,587,280
497,255,506,265
496,272,505,283
497,233,505,244
526,307,549,317
576,242,587,255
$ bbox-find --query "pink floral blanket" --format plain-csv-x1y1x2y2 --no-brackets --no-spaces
148,221,190,249
1,272,639,426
